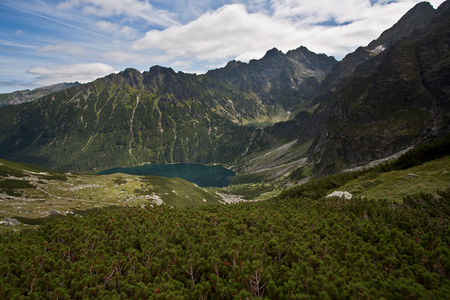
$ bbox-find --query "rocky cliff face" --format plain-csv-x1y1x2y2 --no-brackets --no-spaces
319,2,436,93
208,46,337,112
304,1,450,175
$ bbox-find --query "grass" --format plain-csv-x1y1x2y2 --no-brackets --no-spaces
340,156,450,202
0,160,223,232
214,183,281,200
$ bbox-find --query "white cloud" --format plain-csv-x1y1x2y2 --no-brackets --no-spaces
132,0,446,67
27,63,115,85
100,50,171,64
269,0,371,24
38,44,91,56
58,0,179,27
133,4,297,61
96,21,137,39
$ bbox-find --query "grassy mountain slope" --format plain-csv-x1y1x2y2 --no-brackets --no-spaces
0,158,221,232
281,135,450,202
340,156,450,202
0,68,260,171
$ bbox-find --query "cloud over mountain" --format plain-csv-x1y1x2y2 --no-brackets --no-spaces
0,0,446,93
27,63,115,85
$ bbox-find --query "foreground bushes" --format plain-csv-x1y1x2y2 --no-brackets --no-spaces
1,193,449,299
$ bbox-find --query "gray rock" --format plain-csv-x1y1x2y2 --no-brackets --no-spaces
2,218,20,226
49,209,62,216
326,191,353,199
406,173,419,178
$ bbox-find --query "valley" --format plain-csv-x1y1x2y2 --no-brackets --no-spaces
0,1,449,298
1,138,448,233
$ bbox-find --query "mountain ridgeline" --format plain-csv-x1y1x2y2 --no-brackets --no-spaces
0,46,336,172
265,0,450,177
0,82,81,107
0,1,449,178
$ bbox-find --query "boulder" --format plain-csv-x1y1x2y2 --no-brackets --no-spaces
2,218,20,226
326,191,353,199
406,173,419,178
49,209,62,216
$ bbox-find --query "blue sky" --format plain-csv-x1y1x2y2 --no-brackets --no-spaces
0,0,445,93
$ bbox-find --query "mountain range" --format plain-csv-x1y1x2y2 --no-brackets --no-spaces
0,1,448,180
0,82,81,107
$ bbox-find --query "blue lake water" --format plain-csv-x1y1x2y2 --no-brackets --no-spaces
96,163,235,188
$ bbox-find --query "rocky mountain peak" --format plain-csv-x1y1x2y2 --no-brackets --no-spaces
207,45,336,111
144,65,177,87
367,1,435,49
148,65,175,74
224,60,244,68
260,47,283,61
286,46,337,72
321,1,439,93
119,68,143,87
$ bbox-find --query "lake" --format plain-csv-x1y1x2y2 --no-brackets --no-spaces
96,163,235,188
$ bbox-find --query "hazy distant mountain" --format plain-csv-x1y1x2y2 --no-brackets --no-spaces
0,82,81,107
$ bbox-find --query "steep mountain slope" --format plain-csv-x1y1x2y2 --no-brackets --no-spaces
0,82,81,107
235,1,450,180
0,67,255,171
320,2,436,93
305,0,450,176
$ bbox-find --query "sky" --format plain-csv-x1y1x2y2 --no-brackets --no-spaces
0,0,446,93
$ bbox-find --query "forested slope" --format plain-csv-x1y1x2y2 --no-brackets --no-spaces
1,193,448,298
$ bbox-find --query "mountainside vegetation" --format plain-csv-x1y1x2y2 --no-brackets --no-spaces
1,180,448,298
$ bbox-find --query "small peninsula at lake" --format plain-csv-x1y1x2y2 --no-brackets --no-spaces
96,163,235,188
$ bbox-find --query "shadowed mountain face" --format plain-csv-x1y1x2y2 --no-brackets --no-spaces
319,2,437,94
0,1,448,178
290,0,450,176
